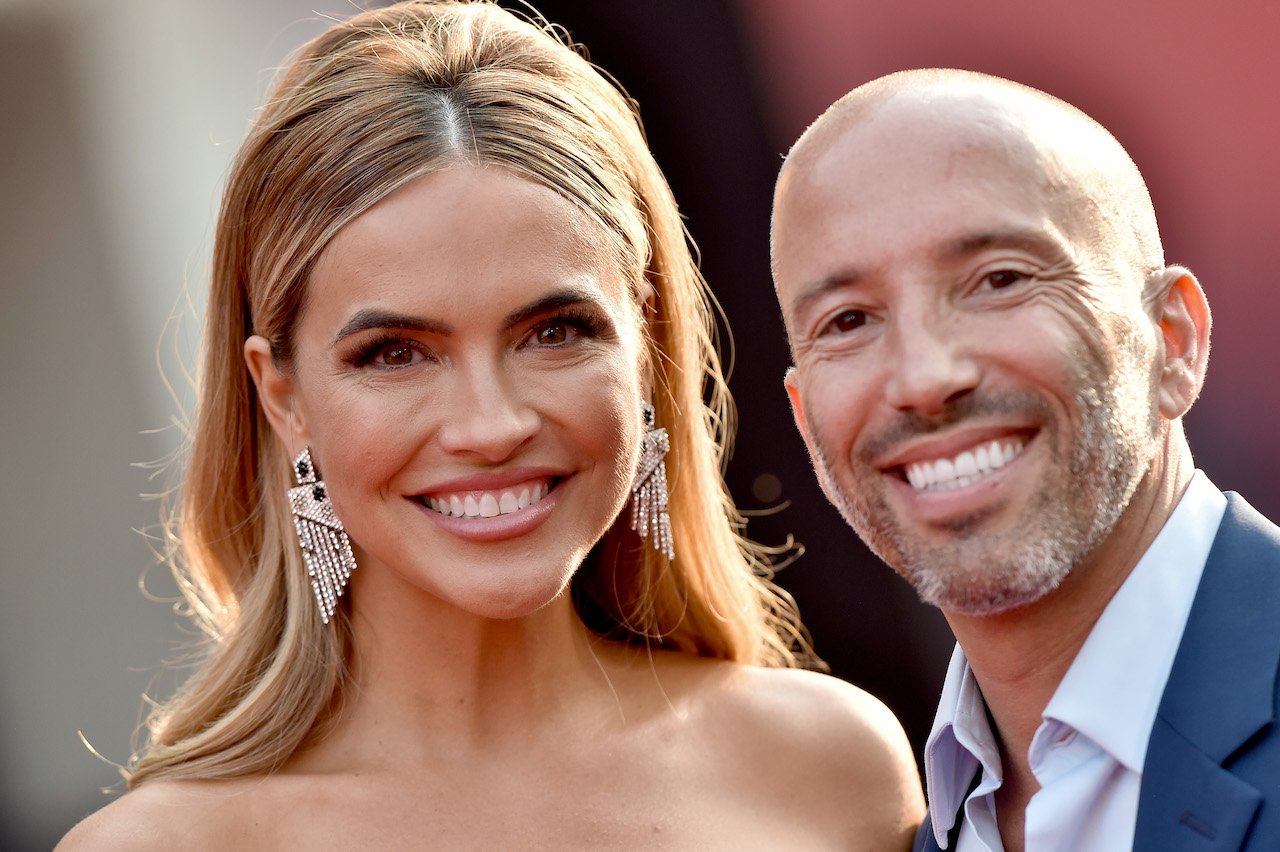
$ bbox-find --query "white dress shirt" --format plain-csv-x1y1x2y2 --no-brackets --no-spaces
923,471,1227,851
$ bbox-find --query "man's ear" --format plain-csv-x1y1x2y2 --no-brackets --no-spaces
244,335,307,448
1151,266,1211,420
784,366,809,438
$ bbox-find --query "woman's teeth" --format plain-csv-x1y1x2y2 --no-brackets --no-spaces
905,439,1025,492
422,480,550,518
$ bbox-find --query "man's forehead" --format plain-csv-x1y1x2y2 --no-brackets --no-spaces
792,91,1044,192
775,101,1054,258
773,89,1116,274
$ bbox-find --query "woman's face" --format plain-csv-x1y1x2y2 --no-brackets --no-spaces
251,166,647,620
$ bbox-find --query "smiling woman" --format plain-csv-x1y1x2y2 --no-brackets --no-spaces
58,1,922,848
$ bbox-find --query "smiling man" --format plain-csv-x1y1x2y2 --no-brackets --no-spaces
770,69,1280,851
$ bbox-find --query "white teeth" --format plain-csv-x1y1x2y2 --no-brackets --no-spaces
904,438,1025,492
421,478,553,519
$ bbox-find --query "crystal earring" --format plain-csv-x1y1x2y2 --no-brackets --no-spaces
631,403,674,560
288,447,357,624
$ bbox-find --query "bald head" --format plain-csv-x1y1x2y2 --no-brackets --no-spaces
771,68,1213,616
775,69,1163,292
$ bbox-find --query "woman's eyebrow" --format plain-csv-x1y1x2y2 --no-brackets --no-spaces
332,309,450,345
332,287,612,345
502,287,609,330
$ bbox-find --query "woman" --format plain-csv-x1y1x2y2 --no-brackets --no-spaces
61,2,922,847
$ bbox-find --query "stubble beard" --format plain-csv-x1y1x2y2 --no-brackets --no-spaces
810,340,1160,616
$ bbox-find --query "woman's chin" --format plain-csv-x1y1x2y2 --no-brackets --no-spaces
445,577,574,622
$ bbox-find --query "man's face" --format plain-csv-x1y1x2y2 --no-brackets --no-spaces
772,100,1164,615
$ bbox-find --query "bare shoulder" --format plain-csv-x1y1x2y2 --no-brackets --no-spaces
725,665,920,781
698,663,925,849
57,778,271,851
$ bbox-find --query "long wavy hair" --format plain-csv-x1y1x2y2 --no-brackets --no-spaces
130,0,813,787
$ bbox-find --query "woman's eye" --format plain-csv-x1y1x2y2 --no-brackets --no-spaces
535,322,572,346
379,345,417,366
356,341,424,368
531,314,602,347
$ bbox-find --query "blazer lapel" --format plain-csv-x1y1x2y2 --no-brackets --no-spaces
1134,493,1280,850
913,814,943,852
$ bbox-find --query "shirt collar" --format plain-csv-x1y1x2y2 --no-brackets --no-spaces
1043,470,1225,770
923,645,999,847
920,471,1226,848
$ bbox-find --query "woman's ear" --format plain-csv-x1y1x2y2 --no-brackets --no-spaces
244,335,307,448
635,283,659,403
1150,266,1211,420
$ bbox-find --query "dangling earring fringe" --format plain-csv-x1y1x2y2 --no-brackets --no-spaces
288,447,356,624
631,403,674,560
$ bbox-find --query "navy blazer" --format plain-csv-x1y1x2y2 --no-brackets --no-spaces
914,493,1280,851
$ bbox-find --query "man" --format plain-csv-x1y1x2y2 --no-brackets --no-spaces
770,69,1280,851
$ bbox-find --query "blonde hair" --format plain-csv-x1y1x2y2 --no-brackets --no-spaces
130,0,812,787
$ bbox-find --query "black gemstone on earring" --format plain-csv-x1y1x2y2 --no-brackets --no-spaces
297,459,310,478
642,404,656,429
313,484,326,501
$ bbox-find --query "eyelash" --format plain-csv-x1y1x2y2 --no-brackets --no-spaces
345,308,609,369
346,333,430,369
525,307,606,347
977,269,1033,291
815,308,872,340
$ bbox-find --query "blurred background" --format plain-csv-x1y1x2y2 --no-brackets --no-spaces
2,0,1275,846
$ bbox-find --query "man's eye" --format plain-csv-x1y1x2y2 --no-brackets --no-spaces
825,309,867,334
981,270,1029,290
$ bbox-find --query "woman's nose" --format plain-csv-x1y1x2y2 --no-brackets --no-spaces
434,358,540,462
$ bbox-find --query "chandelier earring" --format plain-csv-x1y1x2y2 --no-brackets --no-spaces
288,447,357,624
631,403,674,560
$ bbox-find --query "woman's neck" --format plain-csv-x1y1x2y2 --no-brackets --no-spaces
293,568,637,771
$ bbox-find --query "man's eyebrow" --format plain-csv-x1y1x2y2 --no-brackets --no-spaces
331,286,610,345
942,229,1071,263
790,270,867,321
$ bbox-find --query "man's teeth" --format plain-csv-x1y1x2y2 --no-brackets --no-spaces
424,480,550,518
905,439,1025,492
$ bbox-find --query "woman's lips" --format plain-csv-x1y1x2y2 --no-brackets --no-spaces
415,477,553,518
409,476,563,542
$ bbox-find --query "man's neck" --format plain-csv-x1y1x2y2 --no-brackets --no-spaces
942,436,1196,850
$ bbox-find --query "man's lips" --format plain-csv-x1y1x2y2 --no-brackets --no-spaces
876,428,1038,492
903,437,1026,491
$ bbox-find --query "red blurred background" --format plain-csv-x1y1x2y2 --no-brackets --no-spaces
3,0,1275,845
526,0,1280,754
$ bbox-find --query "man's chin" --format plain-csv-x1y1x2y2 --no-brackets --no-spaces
899,546,1076,617
917,580,1058,617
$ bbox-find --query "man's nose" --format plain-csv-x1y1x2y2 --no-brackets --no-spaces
882,309,980,416
435,358,540,462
